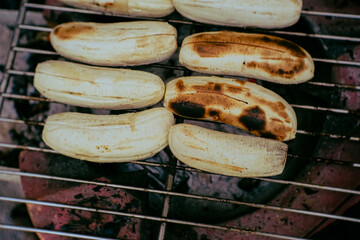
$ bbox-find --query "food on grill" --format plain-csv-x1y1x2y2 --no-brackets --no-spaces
50,21,177,66
163,76,297,141
58,0,174,17
179,31,315,84
42,108,175,163
34,60,165,109
168,124,288,177
173,0,302,29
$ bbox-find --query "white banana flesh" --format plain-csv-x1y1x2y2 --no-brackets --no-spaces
173,0,302,29
34,60,165,110
58,0,175,17
42,108,175,163
168,124,288,177
50,21,177,66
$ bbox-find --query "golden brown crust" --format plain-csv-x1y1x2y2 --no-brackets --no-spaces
164,76,297,141
53,24,94,40
185,32,307,58
180,31,314,84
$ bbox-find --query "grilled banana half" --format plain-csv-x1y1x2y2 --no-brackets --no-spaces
34,60,165,109
42,108,175,163
169,124,288,177
163,76,297,141
179,31,315,84
50,21,177,66
58,0,174,17
173,0,302,29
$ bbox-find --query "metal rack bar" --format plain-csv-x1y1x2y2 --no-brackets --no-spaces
290,104,352,114
158,153,178,240
18,22,360,43
1,136,358,170
0,0,27,114
267,31,360,43
301,10,360,20
0,224,116,240
296,130,360,142
286,153,360,168
0,117,45,126
307,81,360,91
6,68,360,90
11,46,360,68
0,187,359,224
24,2,360,21
1,162,359,197
1,114,358,142
312,58,360,66
0,93,49,102
0,196,309,240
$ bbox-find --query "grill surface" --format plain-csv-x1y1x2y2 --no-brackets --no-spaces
0,0,360,239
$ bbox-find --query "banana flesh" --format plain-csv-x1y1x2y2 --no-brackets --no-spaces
179,31,314,84
42,108,175,163
168,124,288,177
34,60,165,109
173,0,302,29
164,76,297,141
58,0,175,17
50,21,177,66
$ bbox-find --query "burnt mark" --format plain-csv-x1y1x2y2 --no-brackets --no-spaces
187,31,307,59
169,101,205,118
246,59,306,79
176,79,185,91
214,83,222,91
102,2,114,7
234,79,246,85
239,106,266,131
261,131,278,140
189,156,246,172
270,37,307,58
193,42,231,58
208,110,220,121
54,24,94,40
191,81,244,94
262,36,271,42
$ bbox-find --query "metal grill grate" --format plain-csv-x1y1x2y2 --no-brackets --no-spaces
0,1,359,239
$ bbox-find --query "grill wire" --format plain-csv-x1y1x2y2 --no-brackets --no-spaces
0,0,360,239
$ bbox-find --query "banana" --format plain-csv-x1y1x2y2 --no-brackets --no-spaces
34,60,165,109
50,21,177,66
42,108,175,163
169,124,288,177
163,76,297,141
58,0,174,17
173,0,302,29
179,31,314,84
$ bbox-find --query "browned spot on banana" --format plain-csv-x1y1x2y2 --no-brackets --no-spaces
186,32,308,66
169,100,206,118
246,59,306,79
96,145,111,153
54,24,94,40
168,92,246,124
193,42,232,58
176,79,185,91
239,106,266,131
189,156,247,172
